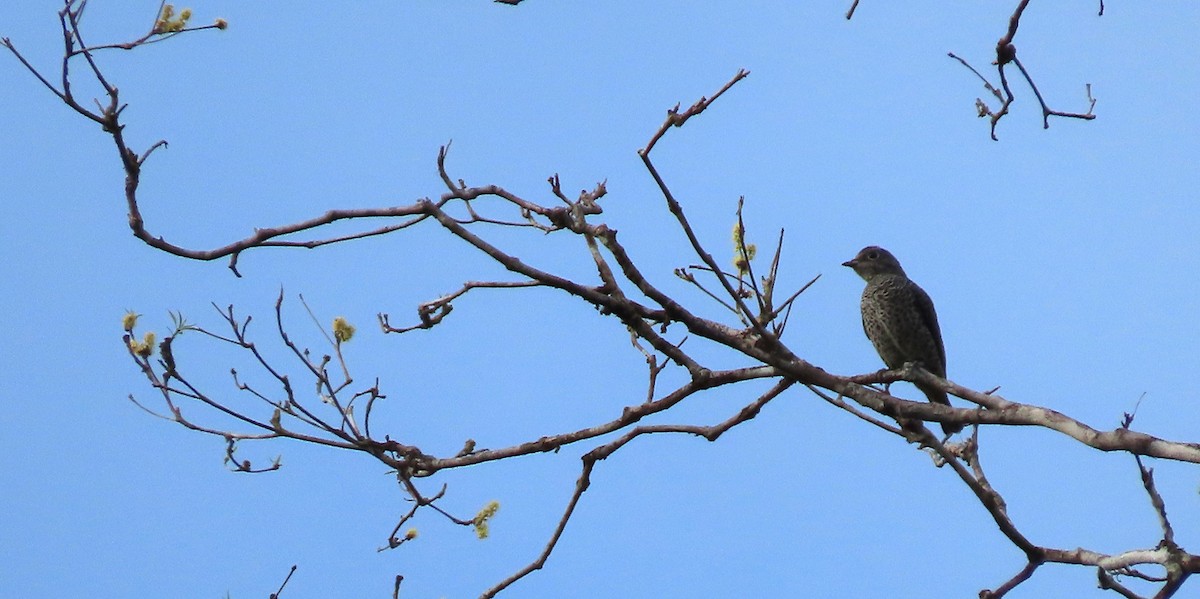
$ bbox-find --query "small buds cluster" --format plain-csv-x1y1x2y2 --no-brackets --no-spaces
332,317,356,343
473,500,501,539
129,331,156,358
154,5,192,34
731,223,757,274
122,310,140,332
123,311,156,357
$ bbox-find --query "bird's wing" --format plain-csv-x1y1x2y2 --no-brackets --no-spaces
910,282,946,371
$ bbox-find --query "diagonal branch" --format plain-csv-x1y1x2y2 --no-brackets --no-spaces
482,378,793,597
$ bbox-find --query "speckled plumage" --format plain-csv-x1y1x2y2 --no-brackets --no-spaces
843,246,961,435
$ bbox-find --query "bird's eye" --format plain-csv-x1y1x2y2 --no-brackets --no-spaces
867,250,879,260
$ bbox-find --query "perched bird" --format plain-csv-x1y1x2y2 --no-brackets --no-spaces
843,246,962,435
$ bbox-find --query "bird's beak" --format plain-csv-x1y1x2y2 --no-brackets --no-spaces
841,259,857,268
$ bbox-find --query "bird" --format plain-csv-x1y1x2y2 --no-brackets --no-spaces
842,246,962,435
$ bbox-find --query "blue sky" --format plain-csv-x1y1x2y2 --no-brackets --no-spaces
2,2,1198,597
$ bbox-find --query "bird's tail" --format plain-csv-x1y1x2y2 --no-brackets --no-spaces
917,384,963,436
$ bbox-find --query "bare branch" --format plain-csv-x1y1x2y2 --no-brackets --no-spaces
483,379,794,597
640,69,749,156
269,564,297,599
947,0,1095,139
379,280,543,334
845,0,860,20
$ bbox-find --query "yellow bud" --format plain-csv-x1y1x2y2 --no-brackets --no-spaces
473,500,500,539
122,311,140,332
135,332,157,357
734,257,749,274
332,317,356,343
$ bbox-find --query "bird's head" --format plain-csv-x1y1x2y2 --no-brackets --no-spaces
842,246,906,281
